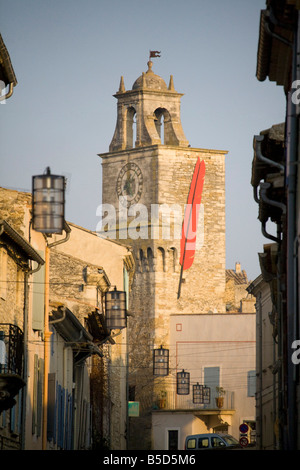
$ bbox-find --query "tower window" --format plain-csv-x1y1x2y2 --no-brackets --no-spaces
154,108,175,145
126,106,136,149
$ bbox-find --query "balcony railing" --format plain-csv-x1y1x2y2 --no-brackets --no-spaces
0,324,24,377
154,390,235,411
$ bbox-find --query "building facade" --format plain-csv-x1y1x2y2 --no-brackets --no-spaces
0,216,44,449
0,187,134,450
248,273,277,450
250,0,300,450
98,59,256,449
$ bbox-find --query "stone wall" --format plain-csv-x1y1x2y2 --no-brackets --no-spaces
0,187,31,237
0,246,25,328
101,143,228,449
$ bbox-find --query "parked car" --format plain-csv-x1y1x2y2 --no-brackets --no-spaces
185,433,241,450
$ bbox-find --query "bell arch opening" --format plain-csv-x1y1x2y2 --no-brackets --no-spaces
126,106,137,149
154,108,177,145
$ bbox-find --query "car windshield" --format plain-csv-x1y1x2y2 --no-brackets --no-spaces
222,435,239,445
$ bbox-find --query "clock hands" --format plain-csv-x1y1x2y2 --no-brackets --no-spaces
116,162,143,208
123,172,136,197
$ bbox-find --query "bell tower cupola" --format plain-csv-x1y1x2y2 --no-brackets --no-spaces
109,60,189,151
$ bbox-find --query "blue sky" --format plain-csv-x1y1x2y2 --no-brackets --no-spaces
0,0,285,281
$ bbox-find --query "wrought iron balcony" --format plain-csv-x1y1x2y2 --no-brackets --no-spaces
0,324,25,412
154,389,235,412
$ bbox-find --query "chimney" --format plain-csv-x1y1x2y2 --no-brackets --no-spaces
235,262,241,273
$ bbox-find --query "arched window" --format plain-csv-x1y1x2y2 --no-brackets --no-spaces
154,108,175,145
126,106,136,149
157,247,166,272
154,108,166,144
147,247,154,272
139,248,148,272
169,247,178,272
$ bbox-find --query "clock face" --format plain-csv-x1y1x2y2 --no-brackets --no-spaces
116,162,143,207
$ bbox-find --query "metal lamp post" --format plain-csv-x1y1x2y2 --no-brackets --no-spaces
105,287,127,330
153,346,169,376
31,167,69,450
32,167,65,234
193,383,204,404
203,385,211,404
177,369,190,395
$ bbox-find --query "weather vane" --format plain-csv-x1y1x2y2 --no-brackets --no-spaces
149,50,161,59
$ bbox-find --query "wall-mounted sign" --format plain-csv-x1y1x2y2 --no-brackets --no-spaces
128,401,139,417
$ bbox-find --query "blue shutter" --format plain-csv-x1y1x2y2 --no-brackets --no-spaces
57,384,63,448
37,358,44,437
47,373,56,441
18,389,22,434
204,366,220,405
32,354,38,434
10,403,15,433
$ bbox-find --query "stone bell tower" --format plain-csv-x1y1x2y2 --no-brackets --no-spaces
98,59,227,449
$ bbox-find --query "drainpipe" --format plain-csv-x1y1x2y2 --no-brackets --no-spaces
42,224,71,450
286,12,300,449
260,182,286,214
259,183,286,243
22,260,43,450
257,291,263,449
255,135,285,172
0,82,14,101
254,136,286,447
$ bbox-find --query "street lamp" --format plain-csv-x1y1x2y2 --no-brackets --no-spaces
193,383,204,404
153,346,169,376
105,287,127,330
31,167,68,450
203,385,211,404
177,369,190,395
32,167,65,234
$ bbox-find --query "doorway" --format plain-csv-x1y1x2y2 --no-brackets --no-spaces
167,428,179,450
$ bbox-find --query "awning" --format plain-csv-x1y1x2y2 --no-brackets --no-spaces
251,124,286,227
256,4,295,91
0,219,45,267
49,306,103,363
0,33,17,87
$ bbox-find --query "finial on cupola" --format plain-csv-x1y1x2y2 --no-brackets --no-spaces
118,76,125,93
168,75,175,91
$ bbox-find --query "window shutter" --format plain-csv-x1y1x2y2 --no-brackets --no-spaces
17,389,22,434
247,370,256,397
10,403,16,433
47,373,56,441
32,354,38,434
37,358,44,437
0,248,7,300
57,385,66,448
204,366,220,403
123,266,129,310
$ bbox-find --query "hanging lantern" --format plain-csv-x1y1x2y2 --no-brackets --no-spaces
203,385,211,404
177,369,190,395
105,287,127,329
153,346,169,376
193,383,204,404
32,167,65,234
